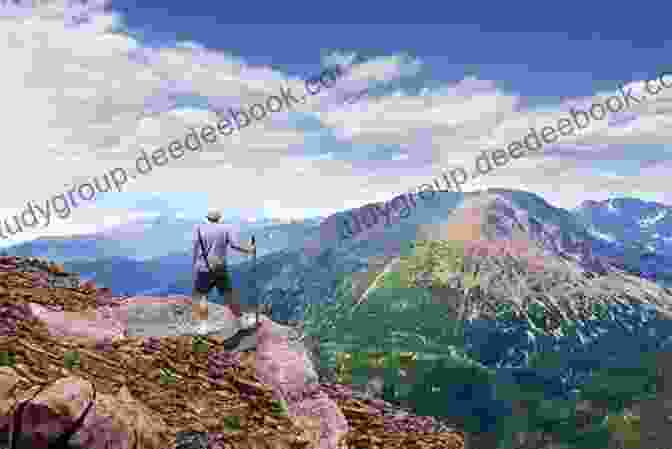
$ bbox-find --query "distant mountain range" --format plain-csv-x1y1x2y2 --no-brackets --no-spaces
4,190,672,322
4,215,325,263
572,197,672,284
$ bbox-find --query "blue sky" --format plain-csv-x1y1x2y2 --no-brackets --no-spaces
0,0,671,245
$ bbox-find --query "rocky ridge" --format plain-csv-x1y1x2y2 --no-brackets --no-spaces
0,256,464,449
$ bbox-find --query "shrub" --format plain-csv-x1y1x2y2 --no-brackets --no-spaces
63,350,81,370
192,336,209,353
221,415,242,431
270,398,289,418
0,350,16,367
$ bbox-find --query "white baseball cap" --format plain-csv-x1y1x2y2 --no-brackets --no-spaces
206,209,222,222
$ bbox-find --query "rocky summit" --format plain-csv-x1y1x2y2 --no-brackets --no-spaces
0,255,464,449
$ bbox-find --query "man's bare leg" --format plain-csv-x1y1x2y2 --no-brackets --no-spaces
192,291,209,322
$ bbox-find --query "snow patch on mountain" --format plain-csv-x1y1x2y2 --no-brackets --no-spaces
638,210,668,227
588,228,618,243
606,200,620,213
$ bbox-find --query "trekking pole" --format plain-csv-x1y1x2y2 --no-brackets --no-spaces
250,235,258,328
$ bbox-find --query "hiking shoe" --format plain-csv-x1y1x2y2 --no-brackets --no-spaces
237,312,258,331
195,321,209,335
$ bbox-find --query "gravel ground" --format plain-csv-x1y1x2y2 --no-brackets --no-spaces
123,298,310,353
124,300,245,339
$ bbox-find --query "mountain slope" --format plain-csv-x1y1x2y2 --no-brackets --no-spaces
572,197,672,285
351,191,672,326
221,189,637,322
297,194,672,449
7,190,672,316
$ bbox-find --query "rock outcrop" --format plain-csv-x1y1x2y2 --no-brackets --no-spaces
0,256,465,449
0,257,80,290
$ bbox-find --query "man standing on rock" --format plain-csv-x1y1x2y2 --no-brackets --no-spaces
192,209,257,334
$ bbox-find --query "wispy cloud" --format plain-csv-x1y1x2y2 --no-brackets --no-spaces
1,4,671,241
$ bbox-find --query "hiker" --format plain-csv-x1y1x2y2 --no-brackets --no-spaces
192,209,257,334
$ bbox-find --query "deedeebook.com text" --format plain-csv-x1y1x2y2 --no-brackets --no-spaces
0,65,347,240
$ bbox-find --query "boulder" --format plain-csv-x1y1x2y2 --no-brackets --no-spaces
27,303,128,347
80,280,97,292
0,370,171,449
0,264,17,272
7,375,96,449
73,384,171,449
0,257,16,265
96,288,113,299
255,320,320,399
289,394,349,449
255,320,348,449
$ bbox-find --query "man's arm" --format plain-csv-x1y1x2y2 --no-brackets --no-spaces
230,241,255,254
228,230,256,254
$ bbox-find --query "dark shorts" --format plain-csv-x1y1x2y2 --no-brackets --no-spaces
194,268,232,295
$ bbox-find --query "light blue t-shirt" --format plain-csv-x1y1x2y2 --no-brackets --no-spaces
192,222,242,274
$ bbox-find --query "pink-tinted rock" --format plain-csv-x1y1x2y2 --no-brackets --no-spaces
368,398,388,410
254,319,349,449
28,303,128,345
20,293,350,449
81,280,97,291
3,373,170,449
31,272,49,286
76,384,171,449
256,343,312,399
9,377,95,449
97,288,113,298
289,394,349,449
94,288,119,307
31,274,50,288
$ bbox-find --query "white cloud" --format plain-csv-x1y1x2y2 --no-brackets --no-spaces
0,202,161,246
1,4,670,242
311,72,672,210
